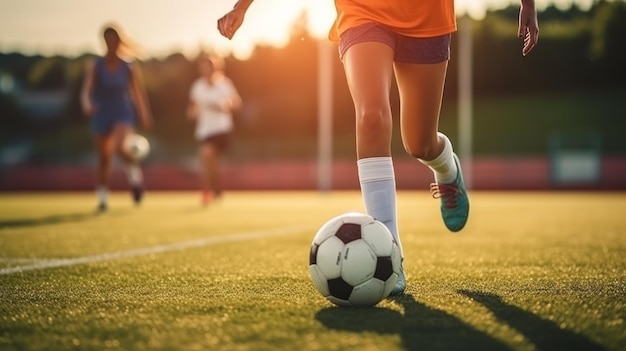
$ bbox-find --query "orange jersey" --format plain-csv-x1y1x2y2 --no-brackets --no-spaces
329,0,457,41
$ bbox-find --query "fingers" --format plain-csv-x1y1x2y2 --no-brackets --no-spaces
521,27,539,56
217,14,238,40
518,5,539,56
83,104,95,116
217,16,231,39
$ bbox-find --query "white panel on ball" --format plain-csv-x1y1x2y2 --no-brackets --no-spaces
349,278,386,306
308,265,330,297
340,240,377,286
315,236,344,279
361,221,394,256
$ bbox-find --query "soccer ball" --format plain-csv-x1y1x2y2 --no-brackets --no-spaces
123,133,150,161
308,212,402,307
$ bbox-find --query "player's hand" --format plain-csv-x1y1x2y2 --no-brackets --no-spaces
518,2,539,56
187,104,199,120
217,7,246,40
81,101,95,117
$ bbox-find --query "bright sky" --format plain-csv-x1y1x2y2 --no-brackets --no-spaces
0,0,594,60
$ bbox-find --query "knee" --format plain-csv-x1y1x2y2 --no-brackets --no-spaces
404,138,439,160
356,108,392,135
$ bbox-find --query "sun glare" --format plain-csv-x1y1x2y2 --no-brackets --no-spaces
304,1,337,39
455,0,512,19
5,0,586,60
226,0,336,59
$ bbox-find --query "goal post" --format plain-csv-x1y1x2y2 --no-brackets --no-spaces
457,15,474,189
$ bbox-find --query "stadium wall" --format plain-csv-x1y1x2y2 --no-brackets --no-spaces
1,157,625,191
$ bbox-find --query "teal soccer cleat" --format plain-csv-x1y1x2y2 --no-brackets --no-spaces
430,153,470,232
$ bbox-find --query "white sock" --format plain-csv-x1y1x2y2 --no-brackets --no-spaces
357,157,403,255
96,185,108,205
124,164,143,186
419,132,458,184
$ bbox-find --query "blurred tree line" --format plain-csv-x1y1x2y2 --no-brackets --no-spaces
0,0,624,164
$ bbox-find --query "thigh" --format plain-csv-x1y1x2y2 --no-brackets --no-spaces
340,23,396,114
394,61,449,154
95,133,115,158
393,33,451,154
343,42,396,158
201,133,230,153
112,123,134,145
343,42,395,113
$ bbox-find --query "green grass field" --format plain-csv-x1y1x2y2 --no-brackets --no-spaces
1,191,624,351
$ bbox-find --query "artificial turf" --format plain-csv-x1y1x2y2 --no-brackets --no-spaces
0,191,624,351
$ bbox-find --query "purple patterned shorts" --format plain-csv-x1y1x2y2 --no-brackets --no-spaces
339,22,451,64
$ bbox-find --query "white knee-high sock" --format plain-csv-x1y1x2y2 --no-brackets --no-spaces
96,185,108,205
357,157,403,255
419,132,458,184
124,163,143,186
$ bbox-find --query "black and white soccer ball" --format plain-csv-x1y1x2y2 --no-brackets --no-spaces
308,212,402,307
123,133,150,161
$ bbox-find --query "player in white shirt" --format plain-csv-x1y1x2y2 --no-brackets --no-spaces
187,53,242,206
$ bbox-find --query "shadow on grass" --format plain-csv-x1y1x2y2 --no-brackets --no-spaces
0,210,123,229
316,293,511,351
458,290,606,351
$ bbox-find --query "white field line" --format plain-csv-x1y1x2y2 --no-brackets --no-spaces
0,225,310,276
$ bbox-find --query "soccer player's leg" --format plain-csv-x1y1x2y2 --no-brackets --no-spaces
199,141,219,206
343,39,406,294
396,60,469,232
114,124,144,205
94,133,114,212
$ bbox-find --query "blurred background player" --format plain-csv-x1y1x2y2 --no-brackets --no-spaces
80,24,153,212
186,52,242,206
218,0,538,294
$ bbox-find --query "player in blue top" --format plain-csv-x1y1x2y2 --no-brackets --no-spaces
80,24,152,212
